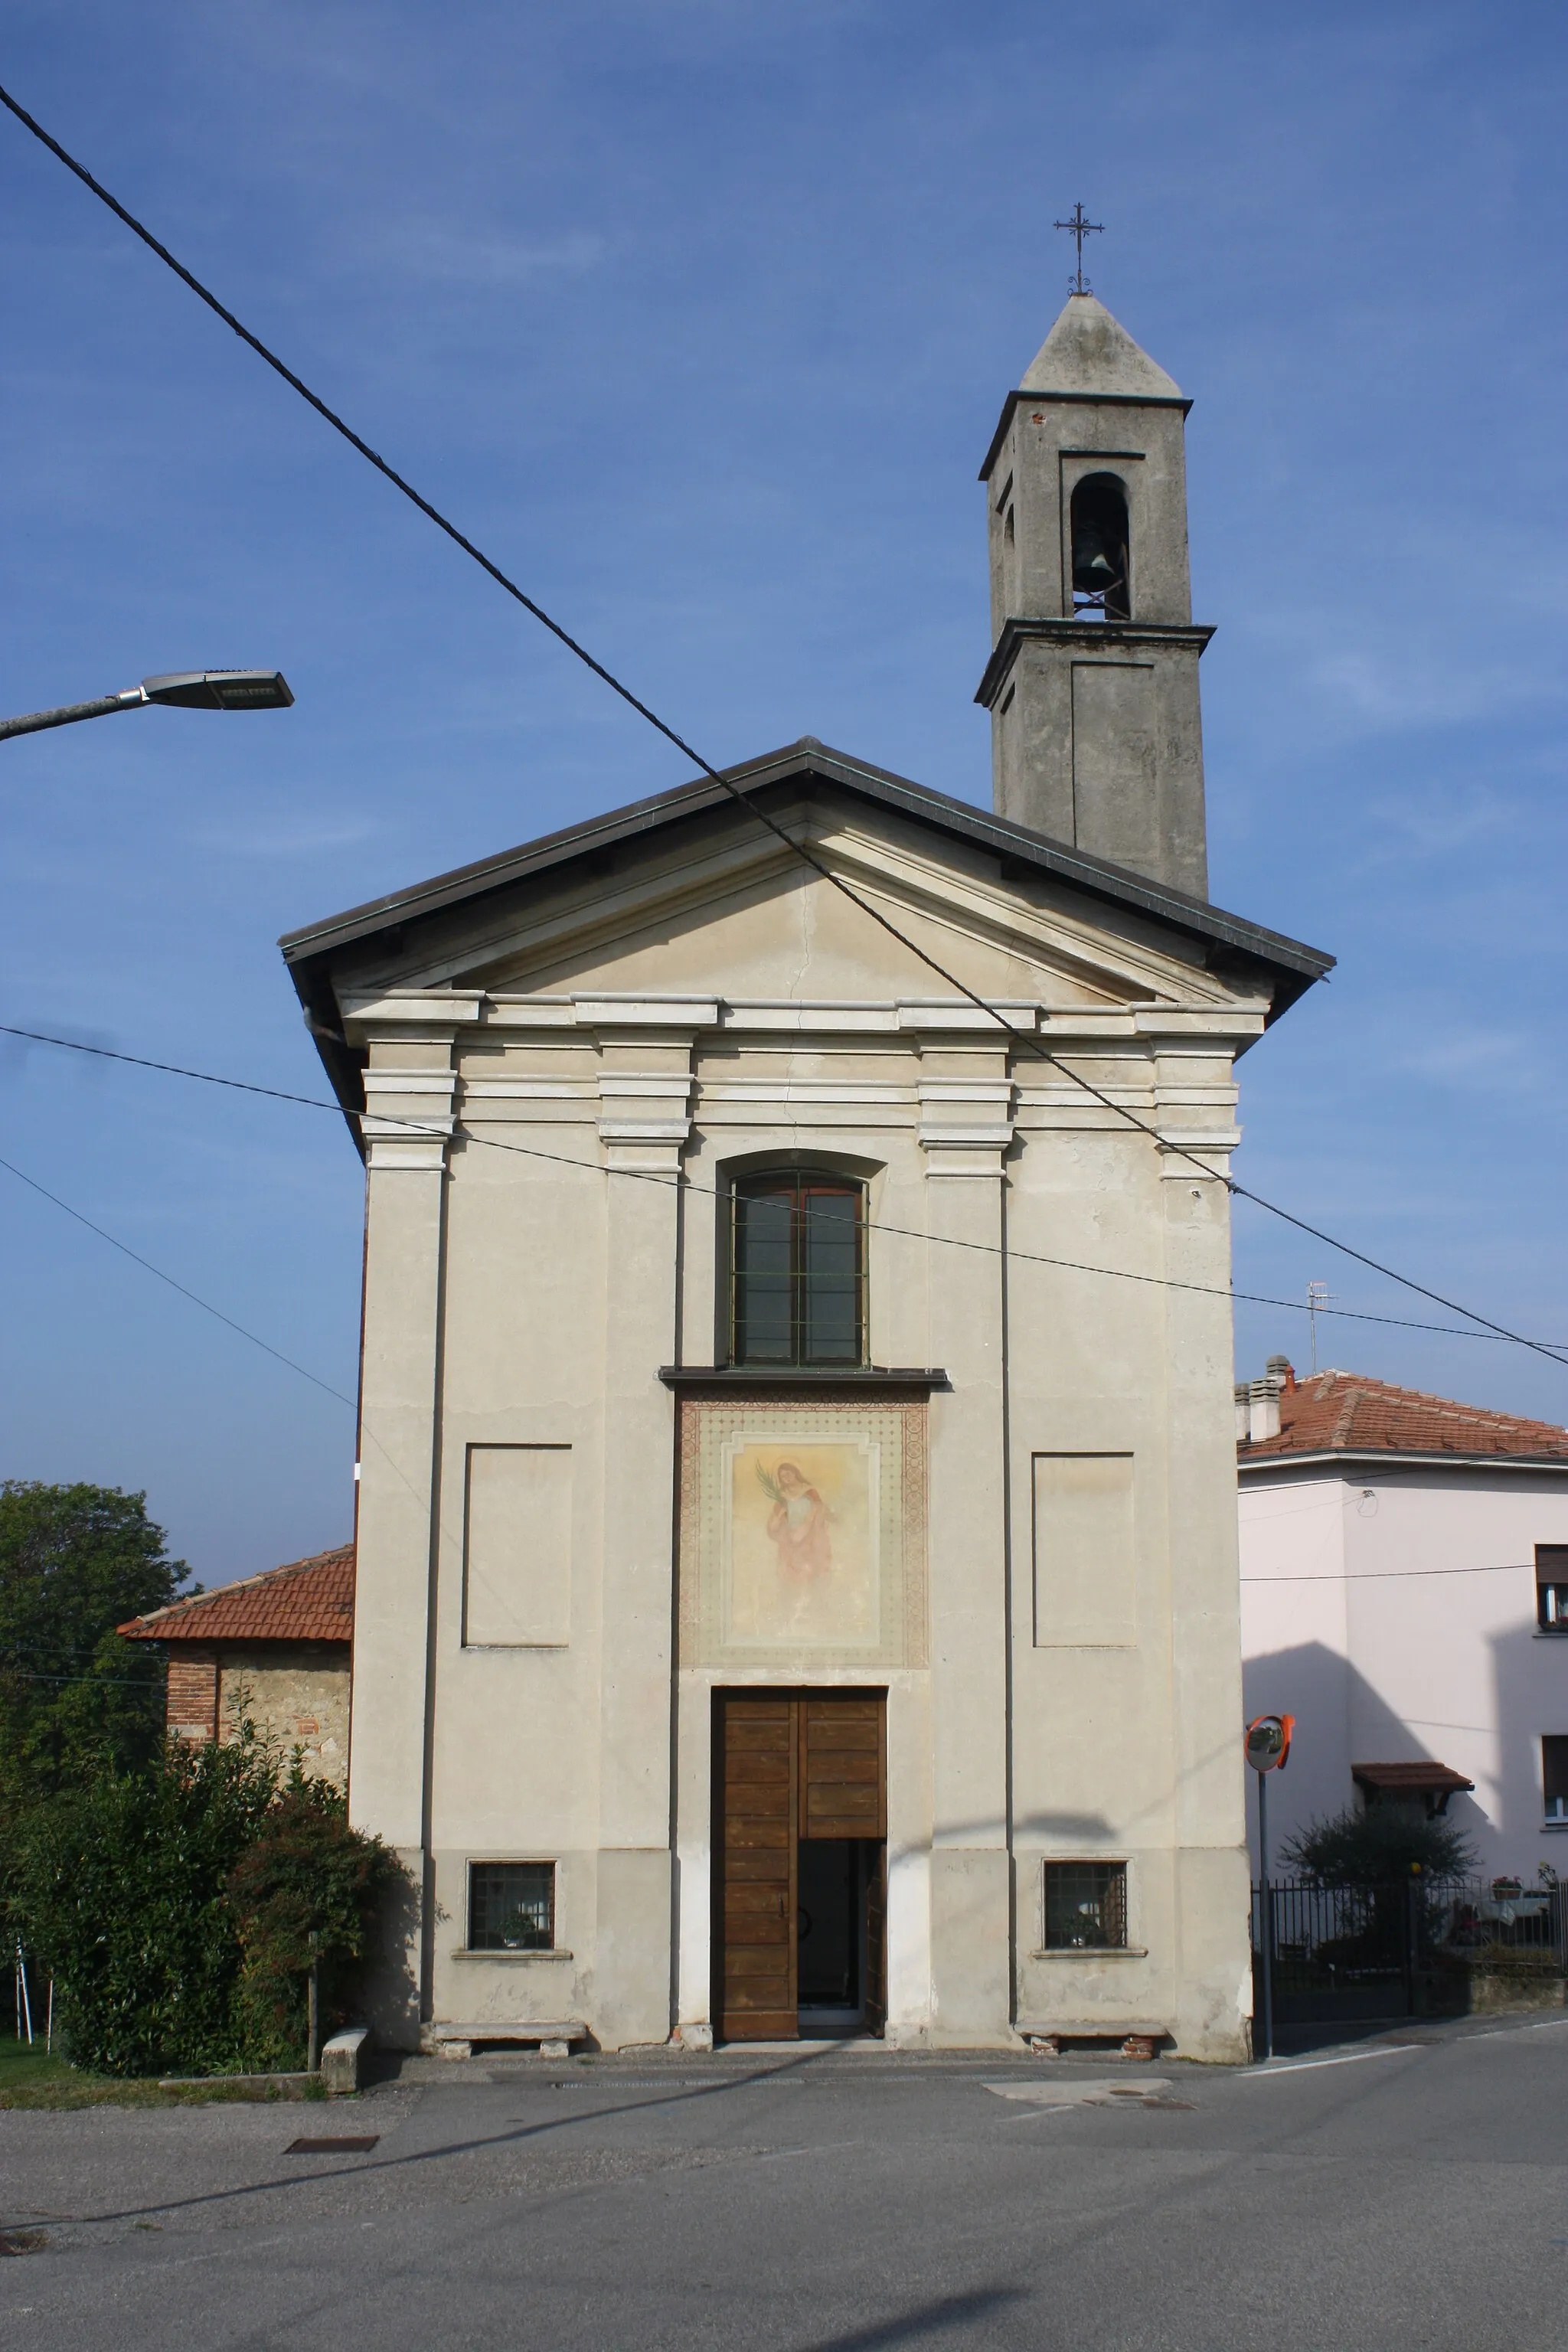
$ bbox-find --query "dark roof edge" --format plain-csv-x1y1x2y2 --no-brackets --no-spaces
1238,1447,1568,1477
980,386,1194,481
279,737,1334,995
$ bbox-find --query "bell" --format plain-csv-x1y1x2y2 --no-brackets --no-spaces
1073,528,1119,593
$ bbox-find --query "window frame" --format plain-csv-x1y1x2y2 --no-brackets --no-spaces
1537,1547,1568,1633
466,1859,557,1952
1041,1859,1129,1952
727,1167,867,1370
1543,1738,1568,1828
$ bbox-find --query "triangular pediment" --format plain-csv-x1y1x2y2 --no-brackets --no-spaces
283,741,1329,1105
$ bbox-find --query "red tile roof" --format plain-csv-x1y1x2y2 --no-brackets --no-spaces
119,1544,354,1644
1352,1762,1475,1796
1238,1367,1568,1463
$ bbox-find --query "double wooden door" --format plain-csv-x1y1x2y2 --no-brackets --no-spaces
715,1690,887,2042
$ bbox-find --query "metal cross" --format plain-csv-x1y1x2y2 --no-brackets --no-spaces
1054,202,1104,295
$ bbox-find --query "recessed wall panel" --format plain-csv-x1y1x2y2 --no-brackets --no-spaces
1032,1452,1136,1648
463,1444,573,1647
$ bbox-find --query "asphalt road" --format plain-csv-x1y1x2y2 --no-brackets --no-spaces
5,2014,1568,2349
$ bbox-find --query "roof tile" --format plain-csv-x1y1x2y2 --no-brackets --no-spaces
119,1544,354,1644
1240,1369,1568,1463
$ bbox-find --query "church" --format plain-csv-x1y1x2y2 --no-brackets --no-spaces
281,289,1331,2060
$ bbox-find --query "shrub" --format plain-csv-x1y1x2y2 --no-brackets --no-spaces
1281,1804,1475,1886
227,1770,402,2067
8,1732,400,2076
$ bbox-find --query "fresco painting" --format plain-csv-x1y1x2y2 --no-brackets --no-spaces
724,1437,880,1648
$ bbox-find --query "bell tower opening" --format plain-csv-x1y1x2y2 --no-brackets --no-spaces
1070,472,1130,620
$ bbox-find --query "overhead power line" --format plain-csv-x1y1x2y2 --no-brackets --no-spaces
1,87,1562,1374
3,1024,1561,1353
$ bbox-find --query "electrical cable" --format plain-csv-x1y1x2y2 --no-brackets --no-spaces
2,1022,1557,1350
2,86,1562,1371
0,1152,355,1409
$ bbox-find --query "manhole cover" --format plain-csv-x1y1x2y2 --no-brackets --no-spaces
286,2136,379,2154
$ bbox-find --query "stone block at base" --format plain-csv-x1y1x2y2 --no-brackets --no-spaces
321,2026,371,2096
420,2020,587,2056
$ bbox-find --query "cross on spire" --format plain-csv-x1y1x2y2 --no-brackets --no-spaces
1054,201,1104,296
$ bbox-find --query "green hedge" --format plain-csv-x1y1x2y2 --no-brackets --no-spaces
8,1731,401,2076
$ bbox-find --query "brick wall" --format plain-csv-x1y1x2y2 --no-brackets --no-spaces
165,1647,219,1742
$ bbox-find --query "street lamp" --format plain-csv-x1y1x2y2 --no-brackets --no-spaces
0,670,293,744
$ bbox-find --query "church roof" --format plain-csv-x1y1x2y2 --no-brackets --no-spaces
1237,1368,1568,1468
1019,294,1184,401
119,1544,355,1644
281,737,1332,1120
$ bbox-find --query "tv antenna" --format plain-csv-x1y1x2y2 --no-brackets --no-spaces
1307,1280,1335,1374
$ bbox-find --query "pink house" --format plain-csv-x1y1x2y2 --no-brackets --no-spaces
1238,1364,1568,1879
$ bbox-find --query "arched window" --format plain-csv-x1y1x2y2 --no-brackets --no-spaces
1070,473,1130,620
730,1171,865,1367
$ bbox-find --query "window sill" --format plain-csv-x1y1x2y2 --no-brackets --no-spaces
450,1947,573,1962
1534,1631,1568,1640
1030,1946,1148,1960
658,1365,949,1390
1540,1822,1568,1834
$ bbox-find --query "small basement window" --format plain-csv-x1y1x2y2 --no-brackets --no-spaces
1544,1738,1568,1827
1044,1860,1127,1949
1537,1546,1568,1632
469,1860,554,1950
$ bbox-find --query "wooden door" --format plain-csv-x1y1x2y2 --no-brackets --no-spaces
716,1691,887,2042
864,1843,887,2037
800,1695,886,1840
717,1696,797,2040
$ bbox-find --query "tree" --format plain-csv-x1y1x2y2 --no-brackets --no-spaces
8,1731,401,2076
0,1481,186,1813
227,1769,402,2066
7,1731,281,2075
1281,1803,1475,1886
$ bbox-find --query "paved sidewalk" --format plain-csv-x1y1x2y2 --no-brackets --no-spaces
5,2012,1567,2348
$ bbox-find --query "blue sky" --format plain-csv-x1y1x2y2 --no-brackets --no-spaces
2,1,1564,1583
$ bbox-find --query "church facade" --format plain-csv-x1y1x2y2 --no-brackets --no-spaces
283,293,1331,2060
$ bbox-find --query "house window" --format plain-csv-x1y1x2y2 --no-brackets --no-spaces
1537,1547,1568,1632
1544,1739,1568,1827
730,1171,865,1367
469,1861,554,1950
1044,1860,1128,1949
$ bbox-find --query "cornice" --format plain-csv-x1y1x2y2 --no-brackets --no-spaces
975,617,1217,711
978,387,1193,483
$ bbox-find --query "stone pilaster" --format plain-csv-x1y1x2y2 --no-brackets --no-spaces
917,1035,1015,2040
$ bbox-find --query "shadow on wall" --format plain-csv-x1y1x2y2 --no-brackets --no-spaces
1242,1639,1493,1872
1491,1616,1567,1877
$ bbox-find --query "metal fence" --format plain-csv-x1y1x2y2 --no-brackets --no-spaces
1251,1877,1568,2026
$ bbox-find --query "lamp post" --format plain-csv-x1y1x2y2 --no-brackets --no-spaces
1245,1712,1295,2063
0,670,293,744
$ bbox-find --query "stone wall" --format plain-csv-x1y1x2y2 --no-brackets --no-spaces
170,1642,354,1788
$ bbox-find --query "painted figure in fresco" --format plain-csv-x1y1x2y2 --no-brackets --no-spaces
758,1460,833,1579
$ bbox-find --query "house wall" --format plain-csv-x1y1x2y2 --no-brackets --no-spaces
165,1642,351,1787
344,832,1267,2059
1240,1465,1568,1877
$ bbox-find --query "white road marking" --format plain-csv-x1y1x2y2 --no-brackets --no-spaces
1240,2045,1424,2078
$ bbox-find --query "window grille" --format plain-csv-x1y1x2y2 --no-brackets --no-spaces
1544,1738,1568,1827
730,1172,865,1367
1043,1860,1128,1950
468,1861,554,1951
1537,1547,1568,1632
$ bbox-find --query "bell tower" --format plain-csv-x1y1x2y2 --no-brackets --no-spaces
975,293,1213,899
